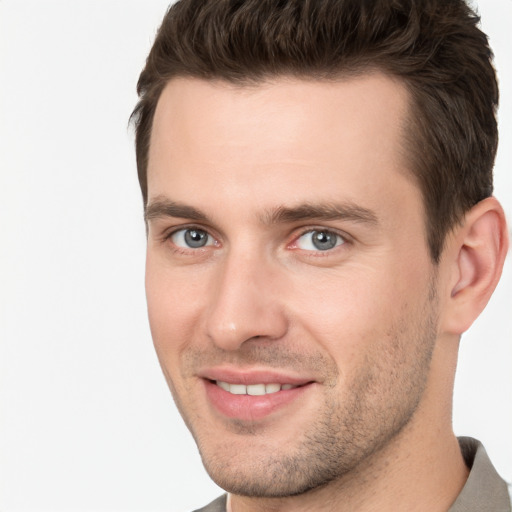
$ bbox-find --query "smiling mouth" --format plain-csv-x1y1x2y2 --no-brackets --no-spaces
203,377,314,420
215,381,299,395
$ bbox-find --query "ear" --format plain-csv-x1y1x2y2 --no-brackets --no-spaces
442,197,509,335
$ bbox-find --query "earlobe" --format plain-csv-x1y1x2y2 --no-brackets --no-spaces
444,197,509,335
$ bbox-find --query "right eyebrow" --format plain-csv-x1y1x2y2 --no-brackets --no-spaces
262,202,379,226
144,198,208,223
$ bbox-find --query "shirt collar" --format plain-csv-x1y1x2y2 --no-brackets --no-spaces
448,437,511,512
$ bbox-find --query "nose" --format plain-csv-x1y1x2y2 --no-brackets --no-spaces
204,251,288,351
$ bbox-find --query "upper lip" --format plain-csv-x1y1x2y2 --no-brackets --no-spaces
198,367,315,386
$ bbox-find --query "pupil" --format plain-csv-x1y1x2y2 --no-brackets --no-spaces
185,229,207,248
312,231,336,250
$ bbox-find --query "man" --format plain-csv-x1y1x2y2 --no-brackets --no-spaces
131,0,510,510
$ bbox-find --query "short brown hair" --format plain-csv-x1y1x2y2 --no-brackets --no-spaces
131,0,498,262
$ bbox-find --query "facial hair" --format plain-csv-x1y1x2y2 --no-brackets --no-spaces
164,283,438,498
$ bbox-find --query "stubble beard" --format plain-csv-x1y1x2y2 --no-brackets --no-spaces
168,286,439,499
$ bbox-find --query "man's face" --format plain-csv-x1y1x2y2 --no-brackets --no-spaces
145,75,440,496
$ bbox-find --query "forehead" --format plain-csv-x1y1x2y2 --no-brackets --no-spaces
147,74,420,222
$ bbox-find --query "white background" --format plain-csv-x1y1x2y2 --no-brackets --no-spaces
0,1,510,511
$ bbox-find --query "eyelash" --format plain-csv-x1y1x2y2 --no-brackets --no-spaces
289,227,349,255
161,225,216,253
160,225,350,256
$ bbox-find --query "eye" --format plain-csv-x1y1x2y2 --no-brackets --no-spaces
170,228,214,249
295,230,345,251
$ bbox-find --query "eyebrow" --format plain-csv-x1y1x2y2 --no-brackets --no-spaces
144,197,379,227
145,198,208,223
262,202,379,226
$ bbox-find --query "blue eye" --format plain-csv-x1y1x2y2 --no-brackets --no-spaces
296,230,345,251
171,228,214,249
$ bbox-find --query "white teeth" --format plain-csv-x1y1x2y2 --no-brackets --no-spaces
229,384,247,395
247,384,266,396
265,383,281,394
217,381,230,392
216,381,297,395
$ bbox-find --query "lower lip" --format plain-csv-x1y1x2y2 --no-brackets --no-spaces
203,380,312,421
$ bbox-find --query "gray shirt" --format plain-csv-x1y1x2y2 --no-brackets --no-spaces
449,437,511,512
193,437,511,512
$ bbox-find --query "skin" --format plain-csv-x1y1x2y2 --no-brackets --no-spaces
144,75,507,512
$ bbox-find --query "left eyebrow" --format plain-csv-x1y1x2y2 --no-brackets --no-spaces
144,198,209,223
261,202,379,226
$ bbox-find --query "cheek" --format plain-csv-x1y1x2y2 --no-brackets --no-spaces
288,263,426,368
145,255,205,361
292,268,392,333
